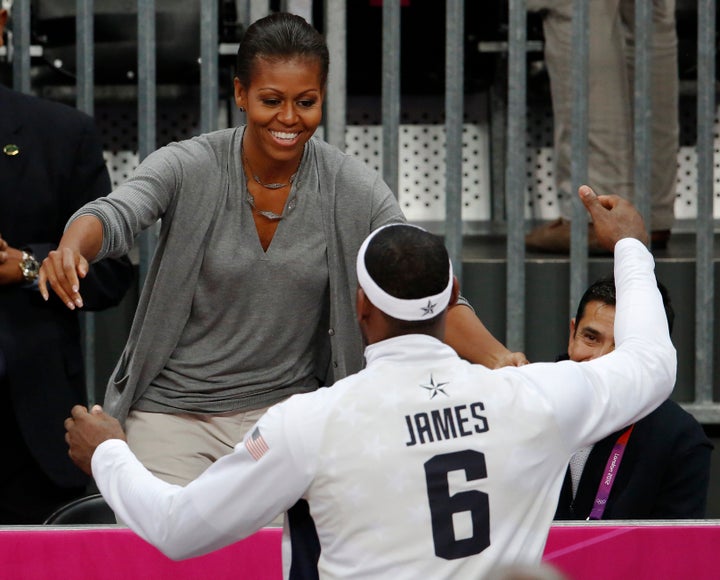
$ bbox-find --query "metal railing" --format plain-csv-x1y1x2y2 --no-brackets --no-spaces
686,0,717,422
4,0,717,419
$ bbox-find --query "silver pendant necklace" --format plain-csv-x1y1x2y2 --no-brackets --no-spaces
242,147,299,190
245,191,297,221
241,139,302,220
251,171,297,190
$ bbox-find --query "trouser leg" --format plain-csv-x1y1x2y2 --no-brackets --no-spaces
541,0,634,220
125,407,269,486
619,0,678,230
124,407,284,526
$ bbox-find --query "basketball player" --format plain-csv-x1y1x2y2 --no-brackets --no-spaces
65,185,675,578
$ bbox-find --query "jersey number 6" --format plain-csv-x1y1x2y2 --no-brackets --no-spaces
424,450,490,560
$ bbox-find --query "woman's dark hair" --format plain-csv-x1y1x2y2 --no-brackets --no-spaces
235,12,329,88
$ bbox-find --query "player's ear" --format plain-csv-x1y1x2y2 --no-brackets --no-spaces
449,276,460,307
356,287,372,323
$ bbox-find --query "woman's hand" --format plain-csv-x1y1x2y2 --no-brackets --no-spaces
39,246,89,309
38,215,104,309
492,350,530,368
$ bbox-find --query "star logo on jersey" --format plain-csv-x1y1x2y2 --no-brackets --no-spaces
421,299,437,317
419,374,449,399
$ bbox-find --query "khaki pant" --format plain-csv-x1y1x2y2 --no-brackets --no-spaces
529,0,678,230
124,407,284,526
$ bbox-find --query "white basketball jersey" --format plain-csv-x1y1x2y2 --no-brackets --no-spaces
93,239,675,579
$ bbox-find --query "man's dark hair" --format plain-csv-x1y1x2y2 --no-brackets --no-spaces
574,275,675,335
364,225,451,330
236,12,330,88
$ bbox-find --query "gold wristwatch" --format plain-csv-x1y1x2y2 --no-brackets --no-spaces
19,251,40,283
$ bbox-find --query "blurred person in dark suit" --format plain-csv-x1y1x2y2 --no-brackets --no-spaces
0,3,133,523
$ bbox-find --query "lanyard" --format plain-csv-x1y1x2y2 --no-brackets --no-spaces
587,424,635,520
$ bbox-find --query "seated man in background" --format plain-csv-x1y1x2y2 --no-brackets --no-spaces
64,186,675,577
555,276,712,520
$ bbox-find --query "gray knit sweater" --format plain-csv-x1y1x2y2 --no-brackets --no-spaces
71,128,405,423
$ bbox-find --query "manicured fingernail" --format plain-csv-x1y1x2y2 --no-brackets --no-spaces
67,301,75,310
72,285,79,292
75,298,83,308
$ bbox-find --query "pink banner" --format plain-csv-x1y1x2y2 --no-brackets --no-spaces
2,524,719,579
0,527,282,580
544,523,720,579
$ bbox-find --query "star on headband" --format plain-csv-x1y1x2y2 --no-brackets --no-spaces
421,299,437,316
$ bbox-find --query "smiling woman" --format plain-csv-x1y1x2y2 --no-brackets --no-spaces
38,12,520,498
235,56,325,248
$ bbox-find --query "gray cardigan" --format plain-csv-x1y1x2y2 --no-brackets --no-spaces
72,128,405,423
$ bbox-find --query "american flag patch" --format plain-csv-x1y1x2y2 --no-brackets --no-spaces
245,427,269,461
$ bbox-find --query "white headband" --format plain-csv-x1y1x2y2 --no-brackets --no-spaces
356,224,454,321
